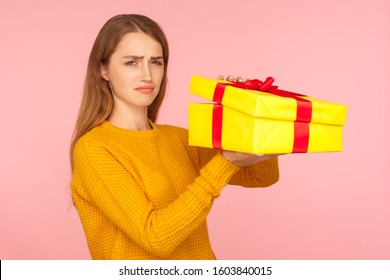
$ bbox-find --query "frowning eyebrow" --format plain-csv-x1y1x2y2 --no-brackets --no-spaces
122,55,163,60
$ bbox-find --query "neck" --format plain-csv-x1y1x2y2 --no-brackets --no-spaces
107,107,152,131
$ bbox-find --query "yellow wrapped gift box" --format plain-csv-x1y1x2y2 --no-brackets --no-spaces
188,76,348,154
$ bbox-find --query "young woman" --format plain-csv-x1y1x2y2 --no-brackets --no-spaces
70,14,280,260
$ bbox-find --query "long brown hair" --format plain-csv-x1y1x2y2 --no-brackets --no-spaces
70,14,169,170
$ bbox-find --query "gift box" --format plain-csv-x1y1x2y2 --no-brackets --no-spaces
188,76,347,154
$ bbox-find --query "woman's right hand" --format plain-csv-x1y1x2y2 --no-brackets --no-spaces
222,150,281,168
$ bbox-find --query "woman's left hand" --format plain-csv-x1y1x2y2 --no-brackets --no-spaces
217,75,246,83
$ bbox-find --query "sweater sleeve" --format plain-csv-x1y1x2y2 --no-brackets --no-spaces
72,138,240,258
229,157,280,188
183,129,280,189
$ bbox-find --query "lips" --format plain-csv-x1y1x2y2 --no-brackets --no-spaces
135,86,154,94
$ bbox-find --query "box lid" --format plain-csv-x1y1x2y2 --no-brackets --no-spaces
189,76,347,126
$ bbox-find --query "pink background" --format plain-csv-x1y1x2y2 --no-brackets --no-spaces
1,0,389,260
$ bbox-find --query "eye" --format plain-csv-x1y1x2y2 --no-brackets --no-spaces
125,60,137,66
151,60,163,66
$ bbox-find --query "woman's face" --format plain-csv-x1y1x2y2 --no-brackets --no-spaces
101,32,164,114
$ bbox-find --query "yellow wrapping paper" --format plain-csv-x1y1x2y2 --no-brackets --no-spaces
188,103,343,154
188,76,347,154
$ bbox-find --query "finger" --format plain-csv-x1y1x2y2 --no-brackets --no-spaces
226,75,235,82
236,76,244,83
217,75,224,80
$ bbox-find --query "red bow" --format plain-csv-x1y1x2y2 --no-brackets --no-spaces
229,77,277,92
213,77,275,103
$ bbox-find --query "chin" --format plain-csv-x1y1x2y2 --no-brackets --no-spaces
135,98,157,108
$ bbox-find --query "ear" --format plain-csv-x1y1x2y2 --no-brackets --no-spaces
100,64,110,81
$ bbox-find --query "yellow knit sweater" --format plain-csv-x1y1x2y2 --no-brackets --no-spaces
71,121,279,260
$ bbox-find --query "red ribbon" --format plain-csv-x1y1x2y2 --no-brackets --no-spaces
212,104,223,150
212,77,312,153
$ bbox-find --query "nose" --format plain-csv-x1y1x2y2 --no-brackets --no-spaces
140,62,152,82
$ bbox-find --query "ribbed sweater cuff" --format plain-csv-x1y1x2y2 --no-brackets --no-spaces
200,152,241,196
